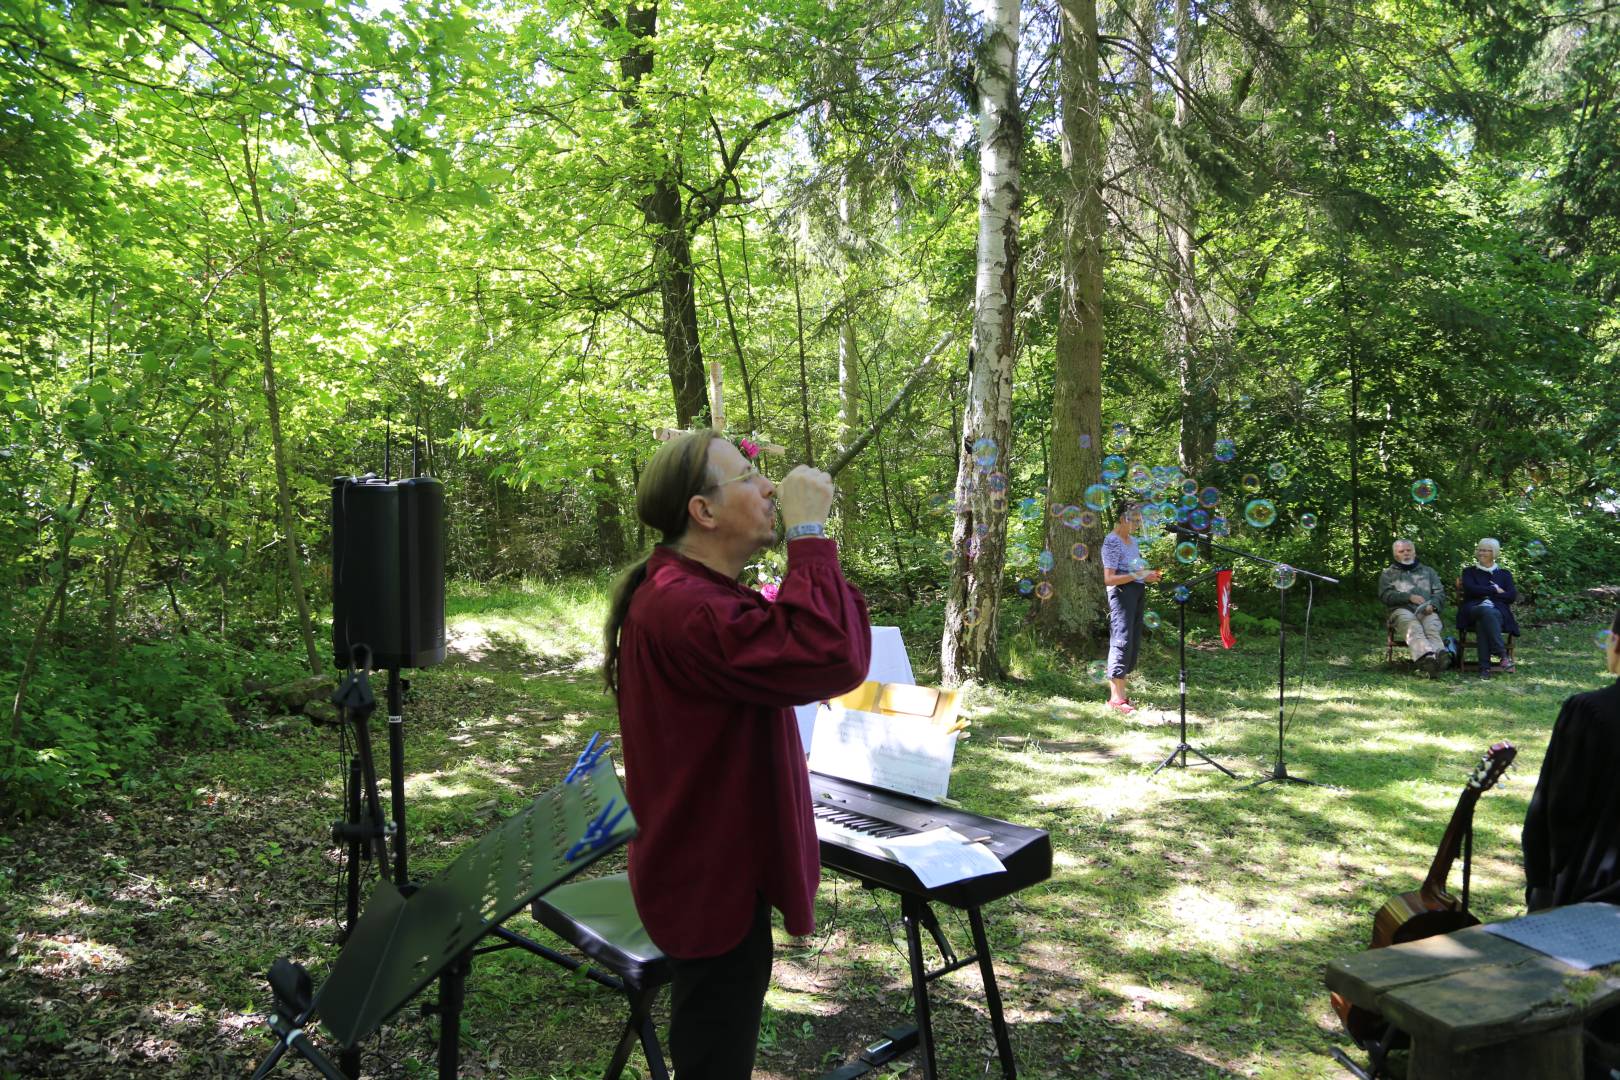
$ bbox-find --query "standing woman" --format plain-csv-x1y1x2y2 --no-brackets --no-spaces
1100,503,1160,714
1458,537,1519,677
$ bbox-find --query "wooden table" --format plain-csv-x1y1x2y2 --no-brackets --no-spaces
1324,916,1620,1079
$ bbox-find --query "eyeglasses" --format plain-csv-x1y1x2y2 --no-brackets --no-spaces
703,463,767,492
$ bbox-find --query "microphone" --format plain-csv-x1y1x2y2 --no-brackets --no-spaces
1165,521,1210,539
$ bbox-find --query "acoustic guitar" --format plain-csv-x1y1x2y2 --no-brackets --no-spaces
1331,741,1517,1046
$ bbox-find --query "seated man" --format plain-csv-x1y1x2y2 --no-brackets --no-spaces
1378,538,1447,676
1457,537,1519,678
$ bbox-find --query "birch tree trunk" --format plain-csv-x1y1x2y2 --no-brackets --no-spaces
942,0,1021,685
1042,0,1108,649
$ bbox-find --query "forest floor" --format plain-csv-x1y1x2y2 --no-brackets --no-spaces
3,579,1616,1079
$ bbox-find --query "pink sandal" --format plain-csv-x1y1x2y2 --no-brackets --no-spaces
1108,698,1137,716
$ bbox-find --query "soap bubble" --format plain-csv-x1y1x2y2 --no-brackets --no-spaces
1101,455,1127,481
1079,510,1098,528
1211,515,1231,538
1411,478,1437,504
975,522,989,538
1238,393,1253,407
1035,581,1054,600
1173,585,1191,603
1007,542,1029,564
1242,473,1262,493
1083,483,1111,512
928,493,952,515
1299,512,1318,530
987,471,1008,493
990,495,1006,514
1273,564,1297,589
1179,493,1198,508
1143,611,1161,630
1017,578,1034,595
1527,539,1548,558
1107,428,1130,452
973,438,999,470
1597,628,1617,651
1213,438,1236,463
1181,478,1199,497
1061,505,1083,529
1038,549,1055,573
1175,541,1199,564
1199,486,1220,509
1079,434,1092,449
1244,499,1277,528
1189,509,1210,530
1267,461,1289,482
1070,542,1089,561
1127,555,1150,579
1018,497,1041,521
962,605,982,628
1111,421,1128,439
1087,660,1108,684
1128,465,1153,493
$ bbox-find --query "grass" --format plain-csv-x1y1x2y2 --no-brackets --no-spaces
1,577,1615,1078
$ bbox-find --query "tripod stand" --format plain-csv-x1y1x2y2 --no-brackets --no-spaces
1166,527,1338,787
1151,567,1235,778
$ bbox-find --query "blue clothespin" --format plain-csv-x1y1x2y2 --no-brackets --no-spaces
565,797,631,862
563,731,612,784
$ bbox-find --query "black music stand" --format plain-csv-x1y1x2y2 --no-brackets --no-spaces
1151,567,1236,778
251,744,636,1080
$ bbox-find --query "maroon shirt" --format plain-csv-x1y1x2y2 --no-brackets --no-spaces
616,538,871,958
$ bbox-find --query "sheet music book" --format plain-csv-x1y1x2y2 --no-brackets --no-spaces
795,626,914,747
807,681,961,802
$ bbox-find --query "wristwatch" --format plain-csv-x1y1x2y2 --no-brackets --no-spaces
784,522,827,541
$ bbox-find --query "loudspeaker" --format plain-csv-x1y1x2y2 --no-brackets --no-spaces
331,476,446,670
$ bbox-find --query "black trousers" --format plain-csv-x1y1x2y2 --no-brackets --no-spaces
666,895,774,1080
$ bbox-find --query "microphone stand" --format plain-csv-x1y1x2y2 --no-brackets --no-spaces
1166,525,1338,788
1151,565,1235,778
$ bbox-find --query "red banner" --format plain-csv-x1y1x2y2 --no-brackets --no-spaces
1217,569,1235,649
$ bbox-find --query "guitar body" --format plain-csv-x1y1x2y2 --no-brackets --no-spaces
1330,743,1515,1051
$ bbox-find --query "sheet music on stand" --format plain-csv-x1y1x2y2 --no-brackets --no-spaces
808,682,961,802
795,626,913,747
1480,902,1620,970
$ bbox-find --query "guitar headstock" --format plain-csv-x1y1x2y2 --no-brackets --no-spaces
1468,740,1517,793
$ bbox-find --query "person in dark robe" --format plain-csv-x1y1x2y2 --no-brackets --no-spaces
1522,606,1620,910
602,428,871,1080
1522,607,1620,1078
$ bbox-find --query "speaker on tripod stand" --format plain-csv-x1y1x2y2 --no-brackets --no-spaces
331,474,446,671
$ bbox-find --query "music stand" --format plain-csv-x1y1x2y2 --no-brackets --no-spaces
251,743,636,1080
1151,567,1236,778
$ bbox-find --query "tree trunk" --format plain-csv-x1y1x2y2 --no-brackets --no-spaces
942,0,1021,686
1043,0,1108,649
243,129,322,677
617,1,710,429
1169,0,1214,478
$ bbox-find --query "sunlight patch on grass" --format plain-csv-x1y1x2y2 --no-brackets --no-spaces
16,931,131,977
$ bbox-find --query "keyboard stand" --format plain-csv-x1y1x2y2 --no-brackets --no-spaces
821,889,1018,1079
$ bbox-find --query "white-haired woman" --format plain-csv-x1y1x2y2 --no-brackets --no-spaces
1458,538,1519,677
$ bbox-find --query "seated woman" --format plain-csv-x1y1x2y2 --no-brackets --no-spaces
1457,537,1518,677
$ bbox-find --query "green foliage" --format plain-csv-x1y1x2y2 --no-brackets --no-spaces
0,627,297,818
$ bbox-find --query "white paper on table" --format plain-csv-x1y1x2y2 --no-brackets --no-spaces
876,827,1006,888
807,701,957,802
794,626,914,747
